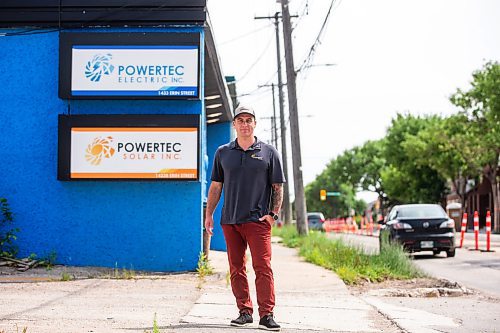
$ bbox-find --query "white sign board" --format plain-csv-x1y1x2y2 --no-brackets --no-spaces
71,46,199,97
70,127,198,179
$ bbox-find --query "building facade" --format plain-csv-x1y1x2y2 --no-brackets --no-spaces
0,1,233,271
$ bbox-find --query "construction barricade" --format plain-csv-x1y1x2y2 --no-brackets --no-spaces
483,211,494,252
459,212,467,248
473,211,479,250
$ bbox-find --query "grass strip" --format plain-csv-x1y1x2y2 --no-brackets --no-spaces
273,226,424,284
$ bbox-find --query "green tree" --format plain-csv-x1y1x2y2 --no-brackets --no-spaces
403,114,479,212
326,148,362,189
450,61,500,231
305,173,337,218
353,198,368,216
382,114,448,204
305,141,378,218
337,183,363,217
305,159,363,218
353,139,388,212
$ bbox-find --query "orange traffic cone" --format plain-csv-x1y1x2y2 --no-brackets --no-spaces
483,211,495,252
473,211,479,251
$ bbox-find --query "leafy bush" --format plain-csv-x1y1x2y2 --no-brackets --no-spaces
0,198,19,258
196,252,213,278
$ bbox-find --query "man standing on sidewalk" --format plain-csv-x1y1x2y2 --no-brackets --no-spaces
205,105,285,331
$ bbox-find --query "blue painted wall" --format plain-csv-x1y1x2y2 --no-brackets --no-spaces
206,121,233,251
0,27,206,271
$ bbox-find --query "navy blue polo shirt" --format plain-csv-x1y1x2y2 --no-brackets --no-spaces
211,137,286,225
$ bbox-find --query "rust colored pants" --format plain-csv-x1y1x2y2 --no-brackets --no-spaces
222,221,275,318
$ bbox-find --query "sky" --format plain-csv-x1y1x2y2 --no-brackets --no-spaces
207,0,500,202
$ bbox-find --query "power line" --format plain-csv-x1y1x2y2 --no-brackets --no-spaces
235,33,274,83
218,23,273,46
243,87,274,104
227,43,285,90
236,85,272,98
234,67,280,97
296,0,338,75
292,0,310,30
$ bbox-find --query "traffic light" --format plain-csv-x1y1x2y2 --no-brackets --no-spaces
320,189,326,201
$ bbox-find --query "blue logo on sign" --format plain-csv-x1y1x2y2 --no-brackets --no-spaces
85,54,114,82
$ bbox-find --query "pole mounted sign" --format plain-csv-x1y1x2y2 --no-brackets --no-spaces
59,33,201,99
320,189,341,201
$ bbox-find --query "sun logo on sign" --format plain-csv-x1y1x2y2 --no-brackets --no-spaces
85,136,115,166
85,53,114,82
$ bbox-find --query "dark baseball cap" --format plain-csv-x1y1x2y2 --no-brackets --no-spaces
233,105,255,119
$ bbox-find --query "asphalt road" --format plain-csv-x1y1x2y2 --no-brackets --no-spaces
327,232,500,298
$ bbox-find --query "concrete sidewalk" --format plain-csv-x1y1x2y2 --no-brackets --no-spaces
0,239,401,333
180,238,398,333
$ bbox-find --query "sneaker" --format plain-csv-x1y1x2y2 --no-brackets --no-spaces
258,314,281,331
230,312,253,327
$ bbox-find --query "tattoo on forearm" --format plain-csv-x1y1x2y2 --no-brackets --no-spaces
271,183,283,213
206,182,223,215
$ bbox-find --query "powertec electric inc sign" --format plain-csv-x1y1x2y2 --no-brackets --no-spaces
72,46,198,97
59,33,201,99
58,115,200,181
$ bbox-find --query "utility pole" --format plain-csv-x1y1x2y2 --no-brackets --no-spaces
260,84,279,148
280,0,309,235
255,13,293,225
270,116,276,147
271,84,278,148
273,12,292,226
255,12,292,225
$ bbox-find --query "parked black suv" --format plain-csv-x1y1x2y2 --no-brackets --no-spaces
379,204,456,257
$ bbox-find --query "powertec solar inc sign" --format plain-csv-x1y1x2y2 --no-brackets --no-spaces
59,33,200,99
58,115,200,181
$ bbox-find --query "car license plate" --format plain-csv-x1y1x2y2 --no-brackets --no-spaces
421,241,434,248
